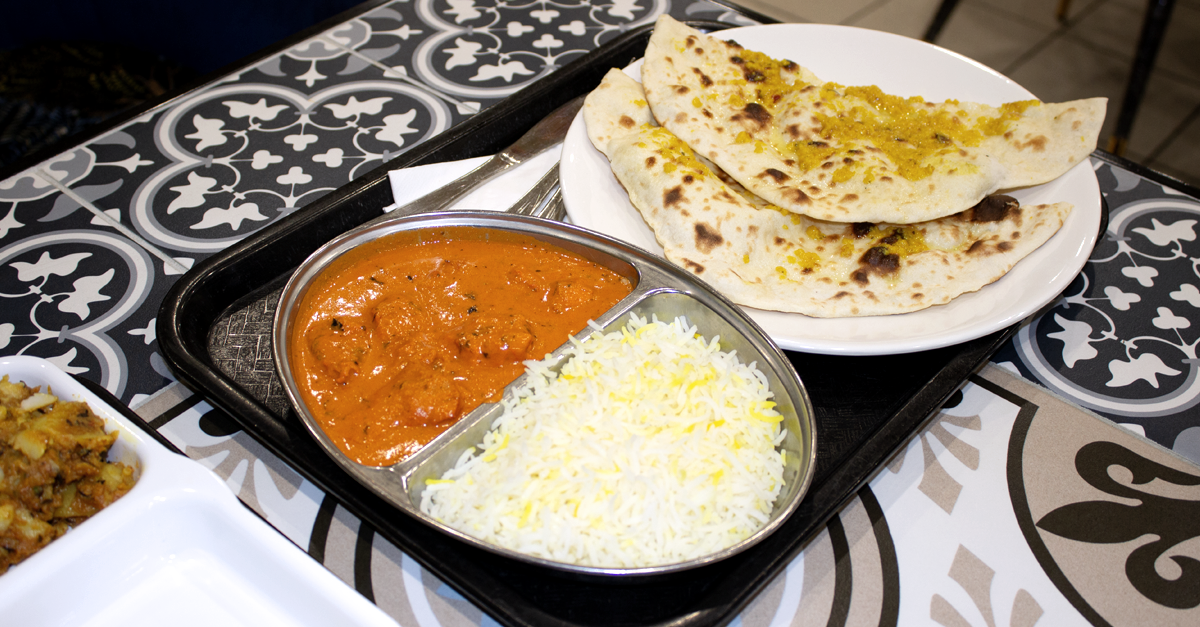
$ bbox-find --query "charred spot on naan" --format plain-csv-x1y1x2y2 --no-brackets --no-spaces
690,67,715,88
789,187,813,205
694,222,725,253
731,103,772,130
664,185,686,207
853,246,900,284
758,168,790,183
848,225,934,284
1012,134,1048,152
730,54,798,84
965,235,1016,255
967,194,1020,223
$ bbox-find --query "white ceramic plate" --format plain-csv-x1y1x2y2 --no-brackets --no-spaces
560,23,1101,355
0,356,397,627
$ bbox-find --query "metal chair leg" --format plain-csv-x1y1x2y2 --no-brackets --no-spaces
1056,0,1072,22
1107,0,1176,156
923,0,962,42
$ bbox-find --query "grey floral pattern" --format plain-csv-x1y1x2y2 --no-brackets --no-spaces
995,161,1200,464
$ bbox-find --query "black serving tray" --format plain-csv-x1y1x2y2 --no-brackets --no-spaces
158,21,1027,627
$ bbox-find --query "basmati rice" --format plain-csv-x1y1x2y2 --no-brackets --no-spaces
418,312,786,568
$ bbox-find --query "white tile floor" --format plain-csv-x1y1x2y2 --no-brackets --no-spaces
728,0,1200,189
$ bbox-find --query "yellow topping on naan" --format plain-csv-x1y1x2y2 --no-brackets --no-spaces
792,87,1041,183
640,15,1105,224
644,126,708,179
722,44,1045,185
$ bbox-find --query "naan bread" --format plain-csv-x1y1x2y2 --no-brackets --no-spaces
583,68,657,151
583,69,1073,317
640,15,1104,224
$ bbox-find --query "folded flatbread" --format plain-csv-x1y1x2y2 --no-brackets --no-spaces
640,15,1103,224
583,69,1073,317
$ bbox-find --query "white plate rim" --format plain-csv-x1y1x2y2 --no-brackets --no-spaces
560,22,1101,356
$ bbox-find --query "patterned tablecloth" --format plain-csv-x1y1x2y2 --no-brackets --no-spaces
0,1,1197,625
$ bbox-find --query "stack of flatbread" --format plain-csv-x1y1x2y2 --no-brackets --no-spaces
581,15,1106,318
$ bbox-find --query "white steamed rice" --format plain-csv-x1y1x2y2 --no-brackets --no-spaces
418,312,786,568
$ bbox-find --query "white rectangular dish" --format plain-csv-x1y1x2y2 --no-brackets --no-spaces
0,355,398,627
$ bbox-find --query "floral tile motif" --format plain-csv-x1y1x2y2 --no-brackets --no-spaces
994,161,1200,464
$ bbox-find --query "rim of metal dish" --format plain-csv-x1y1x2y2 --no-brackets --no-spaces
272,210,818,577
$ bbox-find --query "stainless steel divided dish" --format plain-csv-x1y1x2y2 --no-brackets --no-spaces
272,211,817,577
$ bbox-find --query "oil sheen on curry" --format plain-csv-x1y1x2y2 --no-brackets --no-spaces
290,228,633,467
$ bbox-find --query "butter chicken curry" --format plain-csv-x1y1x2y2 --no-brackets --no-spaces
290,227,633,467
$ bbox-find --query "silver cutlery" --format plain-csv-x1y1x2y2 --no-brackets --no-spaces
504,166,564,220
363,95,584,229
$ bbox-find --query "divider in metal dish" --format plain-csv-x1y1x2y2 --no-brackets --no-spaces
273,211,817,577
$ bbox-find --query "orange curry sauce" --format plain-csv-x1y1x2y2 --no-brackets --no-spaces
290,227,633,467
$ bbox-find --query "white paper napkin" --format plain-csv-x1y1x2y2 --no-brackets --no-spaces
384,148,561,213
